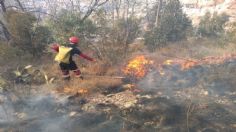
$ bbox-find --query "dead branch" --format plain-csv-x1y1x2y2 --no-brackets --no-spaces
81,0,109,23
0,0,6,12
186,100,196,132
15,0,24,11
0,20,11,41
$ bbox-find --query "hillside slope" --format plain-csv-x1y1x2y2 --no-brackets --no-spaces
181,0,236,25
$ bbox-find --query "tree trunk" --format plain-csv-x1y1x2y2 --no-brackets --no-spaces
115,0,121,19
0,20,11,41
145,0,150,23
155,0,162,27
0,0,11,41
81,0,109,24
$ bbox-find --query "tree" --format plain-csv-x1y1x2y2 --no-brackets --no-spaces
81,0,109,23
197,12,229,38
6,10,52,56
0,0,11,41
47,9,96,47
15,0,24,11
155,0,163,27
144,0,192,51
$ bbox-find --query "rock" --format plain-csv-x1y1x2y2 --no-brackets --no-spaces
122,84,135,90
0,95,5,104
139,95,152,99
0,76,7,90
203,91,209,96
0,87,3,93
231,124,236,128
24,65,33,69
106,94,115,97
87,91,138,109
69,111,77,117
124,101,135,108
15,112,27,119
57,109,66,113
144,121,155,126
82,103,96,112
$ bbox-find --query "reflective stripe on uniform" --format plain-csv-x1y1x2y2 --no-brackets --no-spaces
73,69,81,76
62,74,70,78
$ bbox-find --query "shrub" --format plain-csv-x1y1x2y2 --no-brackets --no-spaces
6,10,53,57
197,12,229,38
0,41,21,64
226,22,236,42
144,0,192,51
46,9,96,48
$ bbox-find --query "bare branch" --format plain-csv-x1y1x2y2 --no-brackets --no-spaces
155,0,163,27
0,20,11,41
81,0,109,23
15,0,24,11
28,10,59,22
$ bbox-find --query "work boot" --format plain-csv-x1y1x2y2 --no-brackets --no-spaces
63,76,71,81
79,75,84,80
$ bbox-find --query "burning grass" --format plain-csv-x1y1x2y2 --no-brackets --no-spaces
123,55,153,78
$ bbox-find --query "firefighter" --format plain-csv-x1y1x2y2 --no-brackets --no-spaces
51,36,95,80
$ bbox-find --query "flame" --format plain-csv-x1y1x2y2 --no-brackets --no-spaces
62,87,88,94
78,89,88,94
122,84,136,89
123,54,236,78
181,61,198,70
123,55,153,78
163,60,173,65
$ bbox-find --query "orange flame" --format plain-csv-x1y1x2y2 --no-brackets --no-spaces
123,55,153,78
181,61,198,70
63,87,88,94
163,60,173,65
123,53,236,78
78,89,88,94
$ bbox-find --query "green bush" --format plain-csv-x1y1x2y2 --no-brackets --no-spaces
46,9,96,48
0,41,33,66
6,10,53,57
144,0,192,51
0,41,19,63
113,18,141,44
31,26,53,55
82,9,141,63
226,22,236,42
197,12,229,38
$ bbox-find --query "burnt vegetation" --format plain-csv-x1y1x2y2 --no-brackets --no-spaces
0,0,236,132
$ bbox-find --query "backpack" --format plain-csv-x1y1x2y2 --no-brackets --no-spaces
54,46,72,64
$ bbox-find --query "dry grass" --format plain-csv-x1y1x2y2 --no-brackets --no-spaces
41,60,123,95
55,77,123,95
5,38,235,96
151,38,236,61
